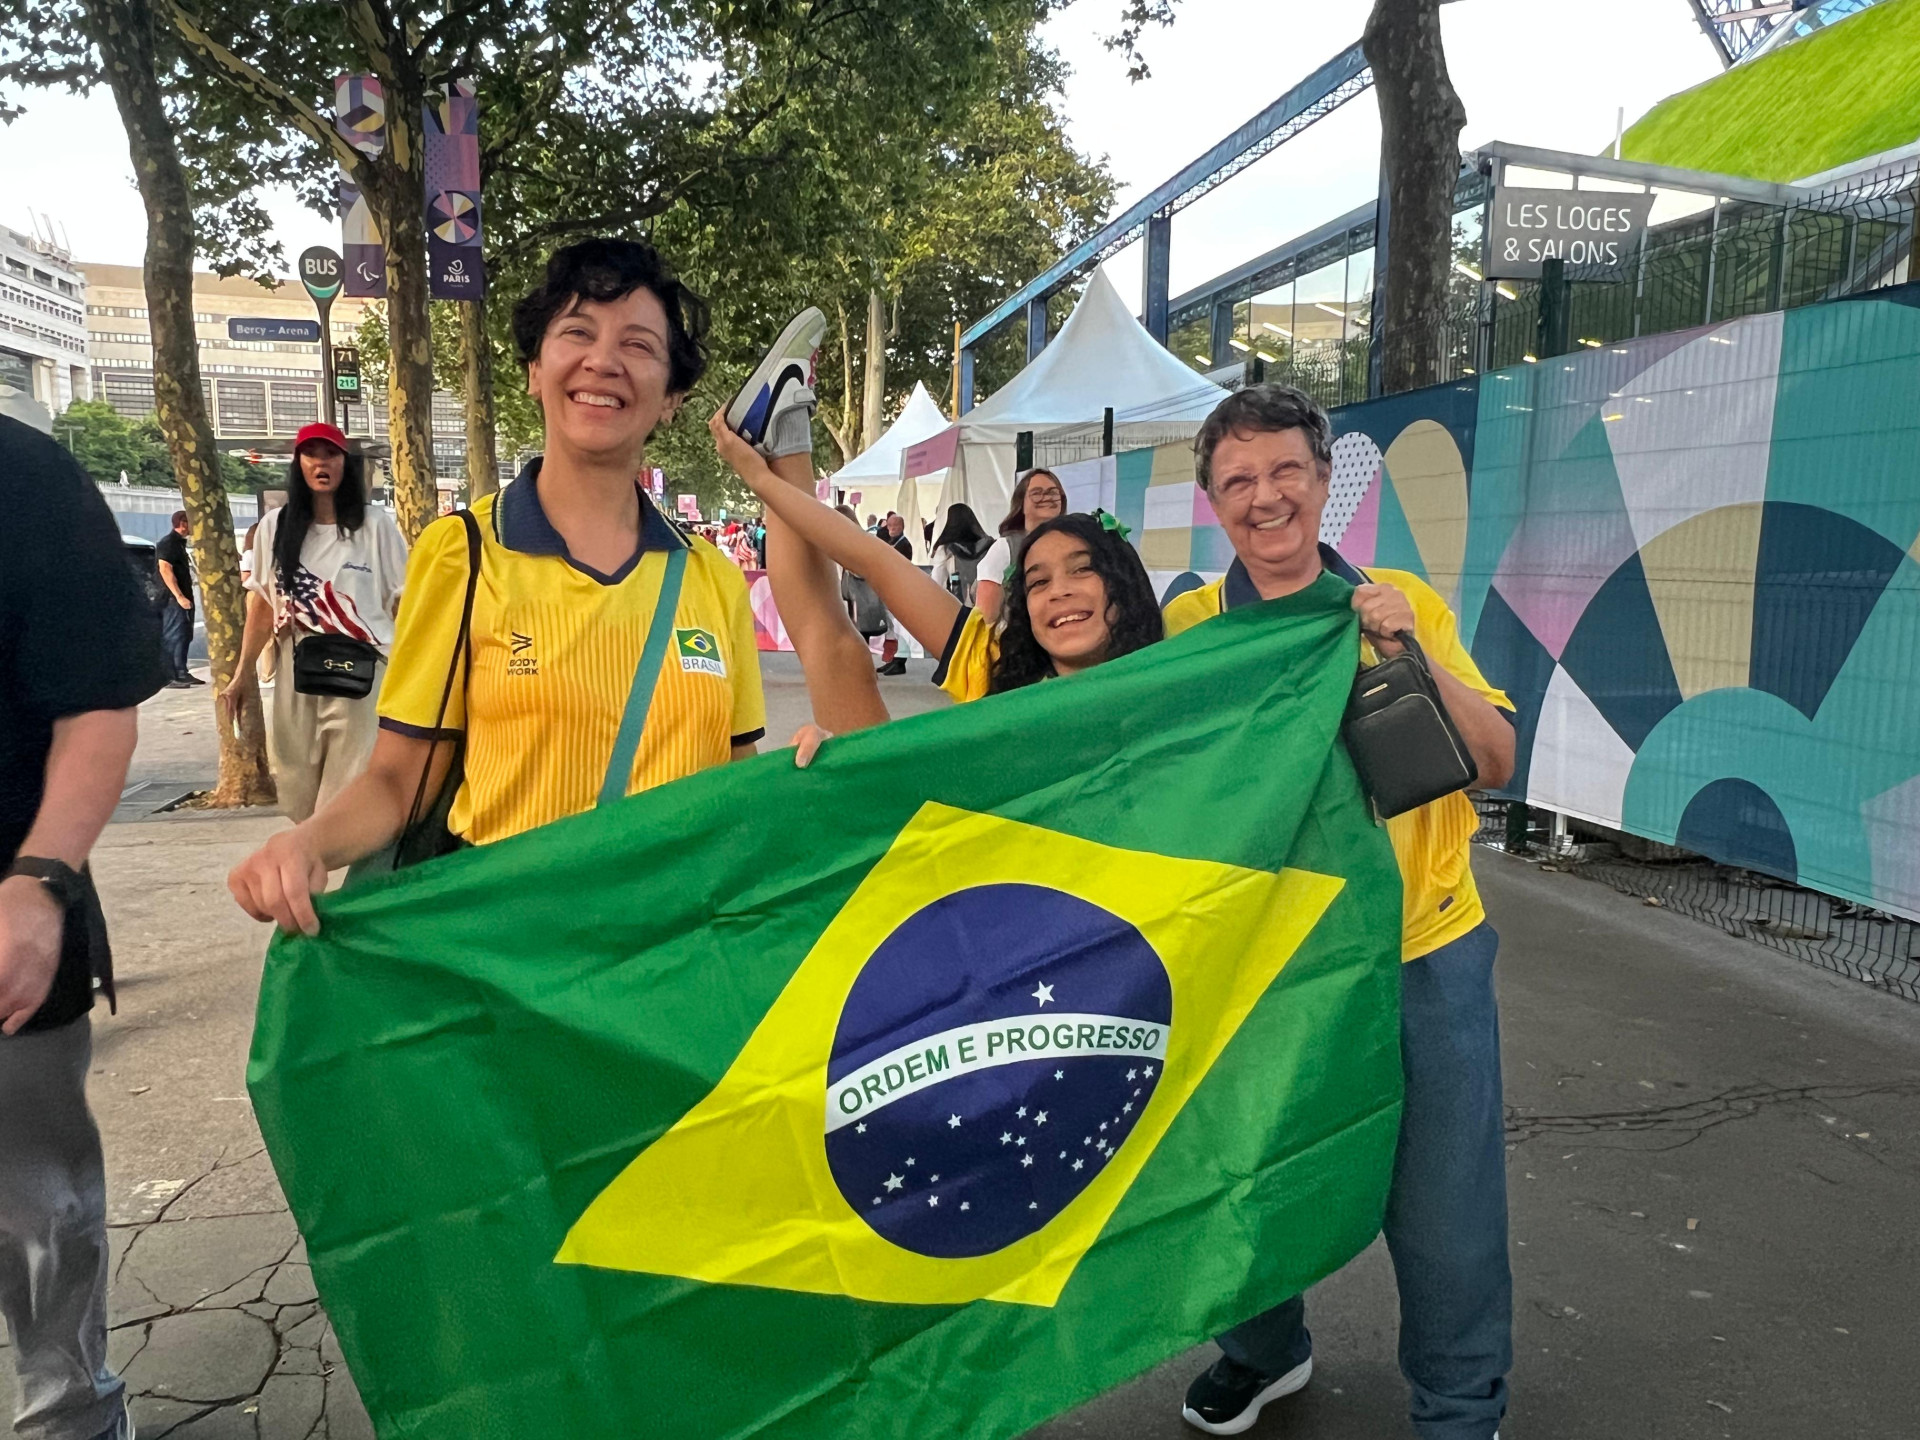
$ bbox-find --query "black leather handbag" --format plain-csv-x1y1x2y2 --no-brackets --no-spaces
1343,630,1478,819
291,633,382,698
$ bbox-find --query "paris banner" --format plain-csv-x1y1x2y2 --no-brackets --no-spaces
247,577,1405,1439
424,79,483,299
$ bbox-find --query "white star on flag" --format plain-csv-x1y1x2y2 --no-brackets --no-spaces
1054,1070,1064,1080
855,1122,867,1134
905,1157,916,1167
1144,1065,1155,1078
1016,1106,1027,1118
1001,1132,1014,1145
930,1174,940,1183
1021,1154,1034,1167
1127,1068,1137,1081
929,1196,939,1207
947,1114,962,1129
1032,982,1054,1007
1035,1111,1048,1125
960,1202,970,1212
1122,1102,1133,1114
1072,1158,1084,1171
1016,1136,1026,1147
884,1174,904,1192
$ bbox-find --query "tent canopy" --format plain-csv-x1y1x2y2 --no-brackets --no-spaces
829,380,949,487
940,267,1229,521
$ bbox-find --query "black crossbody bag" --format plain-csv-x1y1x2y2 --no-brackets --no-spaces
292,633,382,698
1343,628,1478,820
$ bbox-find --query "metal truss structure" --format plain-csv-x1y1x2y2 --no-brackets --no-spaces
1687,0,1886,66
957,40,1374,398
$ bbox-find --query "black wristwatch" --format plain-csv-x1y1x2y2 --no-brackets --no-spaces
6,856,85,909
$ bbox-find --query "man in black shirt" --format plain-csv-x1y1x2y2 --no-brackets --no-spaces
0,414,167,1440
154,508,200,685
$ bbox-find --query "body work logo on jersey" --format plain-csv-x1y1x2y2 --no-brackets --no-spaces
557,803,1344,1307
675,627,725,677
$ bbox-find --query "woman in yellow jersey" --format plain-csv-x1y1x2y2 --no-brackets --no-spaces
227,240,875,934
710,414,1161,704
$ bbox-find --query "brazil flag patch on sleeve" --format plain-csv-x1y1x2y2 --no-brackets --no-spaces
676,625,726,676
248,571,1405,1440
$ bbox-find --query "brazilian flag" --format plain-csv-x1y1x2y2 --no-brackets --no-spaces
248,575,1405,1439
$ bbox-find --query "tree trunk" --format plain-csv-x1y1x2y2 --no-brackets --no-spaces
860,287,888,454
361,119,440,539
1364,0,1466,395
85,0,273,807
459,298,499,499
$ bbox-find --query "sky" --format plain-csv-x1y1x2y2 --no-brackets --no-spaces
0,0,1723,299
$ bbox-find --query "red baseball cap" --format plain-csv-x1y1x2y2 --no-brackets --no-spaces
294,422,350,453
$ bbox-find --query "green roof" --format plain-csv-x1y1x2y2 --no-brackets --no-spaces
1622,0,1920,182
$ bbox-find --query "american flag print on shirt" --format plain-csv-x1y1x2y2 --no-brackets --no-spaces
285,565,377,643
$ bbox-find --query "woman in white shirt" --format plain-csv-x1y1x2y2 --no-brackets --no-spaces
974,468,1065,624
219,423,408,821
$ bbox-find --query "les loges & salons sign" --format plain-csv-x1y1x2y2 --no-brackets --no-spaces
1485,186,1657,280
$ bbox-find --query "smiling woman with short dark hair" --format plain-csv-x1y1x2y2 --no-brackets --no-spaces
227,238,767,935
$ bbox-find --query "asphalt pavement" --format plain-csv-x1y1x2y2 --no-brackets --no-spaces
5,655,1916,1439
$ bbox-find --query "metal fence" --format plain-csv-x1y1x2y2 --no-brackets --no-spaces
1270,158,1920,400
1473,799,1920,1002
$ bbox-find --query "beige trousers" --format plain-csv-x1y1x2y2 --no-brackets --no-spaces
267,636,384,822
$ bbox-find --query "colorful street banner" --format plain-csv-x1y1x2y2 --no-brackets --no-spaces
333,74,386,158
249,587,1404,1439
337,180,385,298
425,79,484,300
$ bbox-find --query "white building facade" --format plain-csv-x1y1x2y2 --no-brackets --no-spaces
0,222,89,418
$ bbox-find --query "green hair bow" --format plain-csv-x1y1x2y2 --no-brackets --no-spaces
1091,508,1132,542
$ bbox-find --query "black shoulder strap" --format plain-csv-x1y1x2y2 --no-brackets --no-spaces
402,511,481,830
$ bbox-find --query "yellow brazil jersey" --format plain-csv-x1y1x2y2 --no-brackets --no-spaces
1164,551,1513,963
378,467,766,846
931,607,999,704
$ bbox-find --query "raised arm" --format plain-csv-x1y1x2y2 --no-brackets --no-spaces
710,411,962,656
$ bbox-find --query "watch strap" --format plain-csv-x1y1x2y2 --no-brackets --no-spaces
7,856,85,905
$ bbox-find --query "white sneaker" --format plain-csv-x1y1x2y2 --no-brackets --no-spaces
726,308,825,456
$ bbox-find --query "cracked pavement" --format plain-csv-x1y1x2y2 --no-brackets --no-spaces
6,668,1918,1439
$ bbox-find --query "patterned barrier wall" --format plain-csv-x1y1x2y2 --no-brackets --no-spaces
1077,290,1920,922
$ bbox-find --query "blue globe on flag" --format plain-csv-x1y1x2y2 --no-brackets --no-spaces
824,883,1172,1259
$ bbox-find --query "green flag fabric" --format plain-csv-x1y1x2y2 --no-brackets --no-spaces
248,574,1406,1440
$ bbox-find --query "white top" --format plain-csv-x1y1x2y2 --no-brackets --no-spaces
979,535,1015,593
247,505,409,651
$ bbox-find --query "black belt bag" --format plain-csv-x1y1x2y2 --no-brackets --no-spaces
1343,630,1477,820
292,633,382,698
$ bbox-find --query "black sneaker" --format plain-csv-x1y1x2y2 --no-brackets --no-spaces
1181,1355,1312,1435
875,658,907,676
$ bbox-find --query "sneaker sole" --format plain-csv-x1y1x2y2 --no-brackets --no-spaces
726,307,826,444
1180,1357,1313,1436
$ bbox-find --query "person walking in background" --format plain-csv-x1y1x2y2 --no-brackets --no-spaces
976,467,1065,624
928,502,993,603
1166,385,1516,1440
874,514,916,676
219,423,408,823
154,509,200,687
0,413,169,1440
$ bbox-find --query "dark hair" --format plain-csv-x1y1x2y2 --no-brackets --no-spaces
998,468,1064,537
275,446,368,597
988,512,1163,694
932,502,992,560
169,509,188,529
511,238,709,395
1193,383,1333,490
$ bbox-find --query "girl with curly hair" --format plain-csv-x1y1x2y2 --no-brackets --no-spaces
710,413,1162,705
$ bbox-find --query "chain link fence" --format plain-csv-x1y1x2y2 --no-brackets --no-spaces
1473,799,1920,1002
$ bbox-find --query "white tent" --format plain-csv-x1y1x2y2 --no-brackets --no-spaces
827,381,950,541
936,267,1230,523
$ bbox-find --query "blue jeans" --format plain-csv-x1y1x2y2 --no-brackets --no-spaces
160,601,193,679
1218,922,1511,1440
